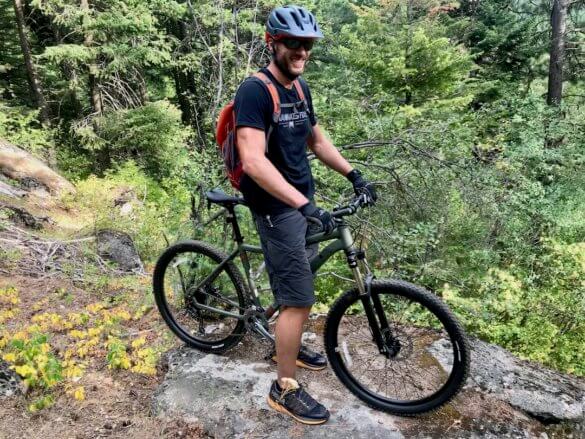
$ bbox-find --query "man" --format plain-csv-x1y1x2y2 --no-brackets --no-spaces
235,5,377,425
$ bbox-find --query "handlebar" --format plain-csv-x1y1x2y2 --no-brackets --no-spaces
331,194,370,219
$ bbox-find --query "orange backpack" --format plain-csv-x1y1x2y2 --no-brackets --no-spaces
215,72,307,190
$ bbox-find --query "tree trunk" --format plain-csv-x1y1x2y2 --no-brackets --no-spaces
404,0,414,106
12,0,50,124
547,0,568,106
80,0,102,114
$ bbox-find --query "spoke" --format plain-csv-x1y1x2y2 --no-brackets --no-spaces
337,290,457,403
162,250,244,343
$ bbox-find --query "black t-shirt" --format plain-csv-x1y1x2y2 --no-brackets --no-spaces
234,67,317,215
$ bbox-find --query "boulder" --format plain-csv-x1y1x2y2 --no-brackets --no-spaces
430,338,585,424
96,229,144,274
153,326,584,438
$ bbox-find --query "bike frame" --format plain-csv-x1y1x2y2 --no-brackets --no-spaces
191,202,391,354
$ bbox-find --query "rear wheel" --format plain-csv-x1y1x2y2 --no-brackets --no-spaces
152,240,247,353
324,279,469,415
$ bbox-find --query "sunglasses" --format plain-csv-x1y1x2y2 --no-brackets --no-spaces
278,38,315,51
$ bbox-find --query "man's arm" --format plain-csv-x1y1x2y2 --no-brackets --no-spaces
237,126,309,209
307,123,353,176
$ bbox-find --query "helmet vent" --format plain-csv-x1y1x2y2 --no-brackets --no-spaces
291,12,302,29
275,12,288,27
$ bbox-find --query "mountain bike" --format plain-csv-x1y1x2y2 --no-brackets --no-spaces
152,188,470,415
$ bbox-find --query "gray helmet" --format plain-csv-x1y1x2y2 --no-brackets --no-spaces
266,5,324,39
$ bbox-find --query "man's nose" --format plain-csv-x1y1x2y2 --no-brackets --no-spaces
293,46,307,56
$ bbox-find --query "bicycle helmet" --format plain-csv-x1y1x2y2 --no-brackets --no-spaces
266,5,324,40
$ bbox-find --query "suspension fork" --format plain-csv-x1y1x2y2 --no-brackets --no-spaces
348,251,389,354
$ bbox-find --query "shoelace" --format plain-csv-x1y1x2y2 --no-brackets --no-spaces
280,382,313,411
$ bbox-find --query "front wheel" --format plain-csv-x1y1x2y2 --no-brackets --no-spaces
324,279,469,415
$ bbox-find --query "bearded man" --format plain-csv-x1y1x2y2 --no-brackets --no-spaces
234,5,377,424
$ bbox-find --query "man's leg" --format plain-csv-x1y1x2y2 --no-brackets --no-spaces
275,305,311,384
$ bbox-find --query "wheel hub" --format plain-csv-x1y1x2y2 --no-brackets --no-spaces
381,327,413,361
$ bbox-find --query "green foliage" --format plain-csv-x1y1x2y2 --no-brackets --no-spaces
0,104,56,159
7,333,63,390
69,161,190,261
444,240,585,375
106,336,131,370
72,100,188,179
335,4,473,108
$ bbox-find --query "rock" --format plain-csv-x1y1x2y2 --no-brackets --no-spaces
153,347,403,439
0,138,75,195
0,359,24,398
153,334,568,438
0,202,52,229
0,180,27,198
301,332,317,343
18,176,50,193
430,338,585,425
113,188,137,207
119,202,133,216
96,229,144,274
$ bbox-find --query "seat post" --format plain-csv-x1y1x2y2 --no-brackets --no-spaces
226,204,244,243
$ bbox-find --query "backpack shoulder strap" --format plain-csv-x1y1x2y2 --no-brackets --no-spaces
292,79,306,102
252,72,280,124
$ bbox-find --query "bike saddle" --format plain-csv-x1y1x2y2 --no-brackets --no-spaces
205,188,247,207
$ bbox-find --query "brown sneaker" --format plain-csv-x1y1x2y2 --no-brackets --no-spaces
270,345,327,371
267,378,330,425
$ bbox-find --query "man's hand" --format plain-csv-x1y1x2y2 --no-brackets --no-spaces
346,169,377,204
299,202,336,235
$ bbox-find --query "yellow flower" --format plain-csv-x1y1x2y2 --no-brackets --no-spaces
131,337,146,349
86,303,105,313
73,386,85,401
15,364,37,378
2,353,17,363
87,327,101,338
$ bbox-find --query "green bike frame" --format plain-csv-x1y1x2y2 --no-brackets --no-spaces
193,205,360,317
192,200,393,356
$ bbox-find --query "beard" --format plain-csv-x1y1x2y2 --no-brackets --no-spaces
272,50,303,81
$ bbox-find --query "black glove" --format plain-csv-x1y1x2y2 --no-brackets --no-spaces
347,169,377,204
299,202,336,235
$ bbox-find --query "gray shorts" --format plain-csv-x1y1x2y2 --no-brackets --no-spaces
253,209,319,308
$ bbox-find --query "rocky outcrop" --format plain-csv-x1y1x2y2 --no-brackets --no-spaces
0,138,75,195
152,326,584,438
431,338,585,424
0,180,27,198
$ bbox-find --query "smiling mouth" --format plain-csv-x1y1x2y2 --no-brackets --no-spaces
290,57,306,67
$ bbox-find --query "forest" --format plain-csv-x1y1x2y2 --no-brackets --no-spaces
0,0,584,386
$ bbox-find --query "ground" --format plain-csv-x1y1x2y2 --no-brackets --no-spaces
0,274,206,439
